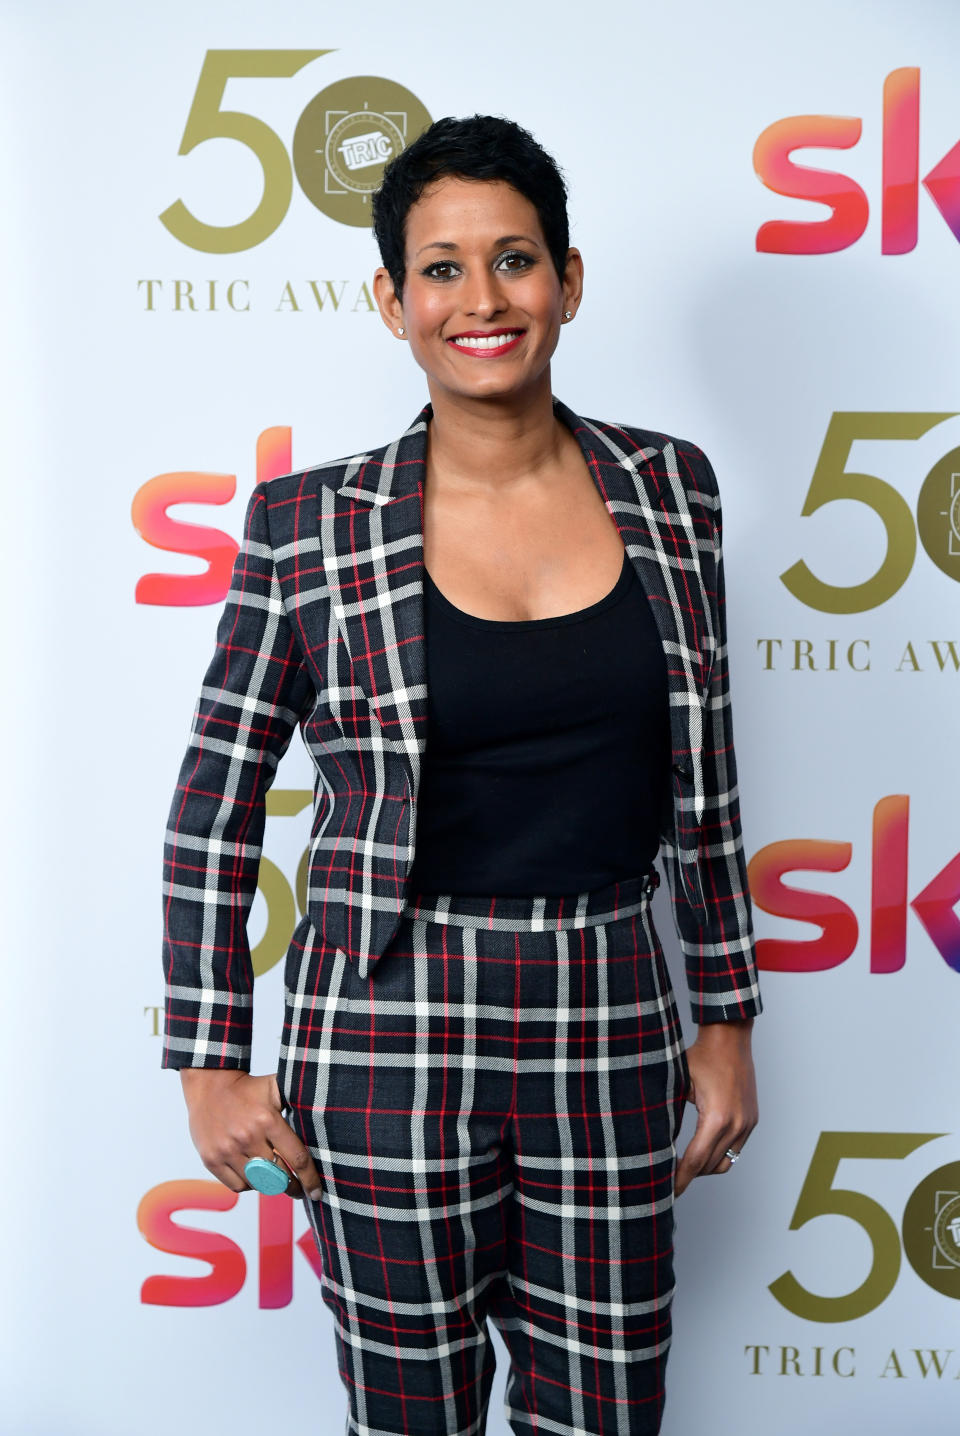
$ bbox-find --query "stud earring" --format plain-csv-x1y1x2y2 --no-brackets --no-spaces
397,326,405,336
563,310,572,320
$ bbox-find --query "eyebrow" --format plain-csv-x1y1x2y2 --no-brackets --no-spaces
414,233,542,258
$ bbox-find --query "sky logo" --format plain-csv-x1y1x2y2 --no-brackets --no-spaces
754,68,960,254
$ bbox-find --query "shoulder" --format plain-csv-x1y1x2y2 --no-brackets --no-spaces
246,433,401,541
260,435,396,503
583,414,721,507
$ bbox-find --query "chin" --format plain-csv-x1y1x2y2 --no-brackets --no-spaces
449,366,542,399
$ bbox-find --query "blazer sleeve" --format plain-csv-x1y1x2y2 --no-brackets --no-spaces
161,481,314,1070
659,451,763,1025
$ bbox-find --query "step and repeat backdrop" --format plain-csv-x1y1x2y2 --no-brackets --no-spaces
4,0,959,1432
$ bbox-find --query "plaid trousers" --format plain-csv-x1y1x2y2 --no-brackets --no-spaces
277,871,689,1436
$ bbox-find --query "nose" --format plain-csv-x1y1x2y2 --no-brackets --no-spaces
462,266,508,320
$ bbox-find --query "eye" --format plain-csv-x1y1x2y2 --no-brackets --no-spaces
421,260,461,280
496,250,535,272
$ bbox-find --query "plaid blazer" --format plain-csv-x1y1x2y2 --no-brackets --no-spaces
162,397,762,1070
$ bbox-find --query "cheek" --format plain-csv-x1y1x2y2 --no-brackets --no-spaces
403,284,449,333
514,276,562,324
534,278,564,316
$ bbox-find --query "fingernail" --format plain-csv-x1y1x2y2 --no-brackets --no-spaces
309,1187,323,1201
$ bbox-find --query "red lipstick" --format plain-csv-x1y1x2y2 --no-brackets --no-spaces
446,328,526,357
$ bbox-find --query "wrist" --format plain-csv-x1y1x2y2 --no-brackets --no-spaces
693,1017,754,1046
179,1067,249,1087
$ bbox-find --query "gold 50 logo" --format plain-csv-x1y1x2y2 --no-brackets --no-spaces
160,51,432,252
772,1133,960,1321
783,413,960,612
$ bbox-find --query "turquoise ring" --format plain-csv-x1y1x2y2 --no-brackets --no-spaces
244,1154,292,1195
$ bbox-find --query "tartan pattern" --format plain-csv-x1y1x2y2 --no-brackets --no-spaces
279,874,688,1436
162,397,761,1070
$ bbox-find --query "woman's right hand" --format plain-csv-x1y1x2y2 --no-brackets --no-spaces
179,1069,324,1201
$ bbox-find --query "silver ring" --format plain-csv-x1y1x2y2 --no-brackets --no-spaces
724,1148,741,1165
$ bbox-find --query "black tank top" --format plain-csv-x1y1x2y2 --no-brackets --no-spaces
406,549,671,895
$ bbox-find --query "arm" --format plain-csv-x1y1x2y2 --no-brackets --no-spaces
659,451,762,1192
162,480,313,1069
161,481,323,1198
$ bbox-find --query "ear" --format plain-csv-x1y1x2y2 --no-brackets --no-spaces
560,247,584,319
373,267,405,336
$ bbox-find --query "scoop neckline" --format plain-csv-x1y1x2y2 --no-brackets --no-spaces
424,550,632,631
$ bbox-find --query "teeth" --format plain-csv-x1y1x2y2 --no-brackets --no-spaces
452,332,522,349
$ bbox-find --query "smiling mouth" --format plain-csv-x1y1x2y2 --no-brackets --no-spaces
447,329,525,355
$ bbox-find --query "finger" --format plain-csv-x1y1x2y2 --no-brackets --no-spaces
269,1108,306,1194
678,1121,723,1183
674,1132,711,1195
270,1121,324,1201
253,1146,304,1199
675,1148,705,1196
213,1123,289,1196
270,1151,304,1198
703,1129,750,1176
676,1110,748,1188
198,1134,275,1193
246,1077,309,1193
202,1156,251,1194
251,1121,312,1192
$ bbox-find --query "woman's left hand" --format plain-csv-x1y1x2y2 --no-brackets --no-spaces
674,1018,758,1196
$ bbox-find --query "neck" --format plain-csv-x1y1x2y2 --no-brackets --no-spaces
424,373,571,490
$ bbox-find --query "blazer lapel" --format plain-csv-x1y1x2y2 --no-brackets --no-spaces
553,399,712,822
320,409,430,793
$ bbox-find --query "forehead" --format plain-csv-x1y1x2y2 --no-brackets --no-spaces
404,176,544,251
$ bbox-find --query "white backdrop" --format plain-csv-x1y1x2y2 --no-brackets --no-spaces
3,0,960,1432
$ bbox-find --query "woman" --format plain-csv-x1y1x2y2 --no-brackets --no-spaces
163,114,761,1436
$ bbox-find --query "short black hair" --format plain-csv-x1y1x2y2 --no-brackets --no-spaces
372,114,570,303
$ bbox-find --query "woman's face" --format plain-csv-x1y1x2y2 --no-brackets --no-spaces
374,176,582,405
